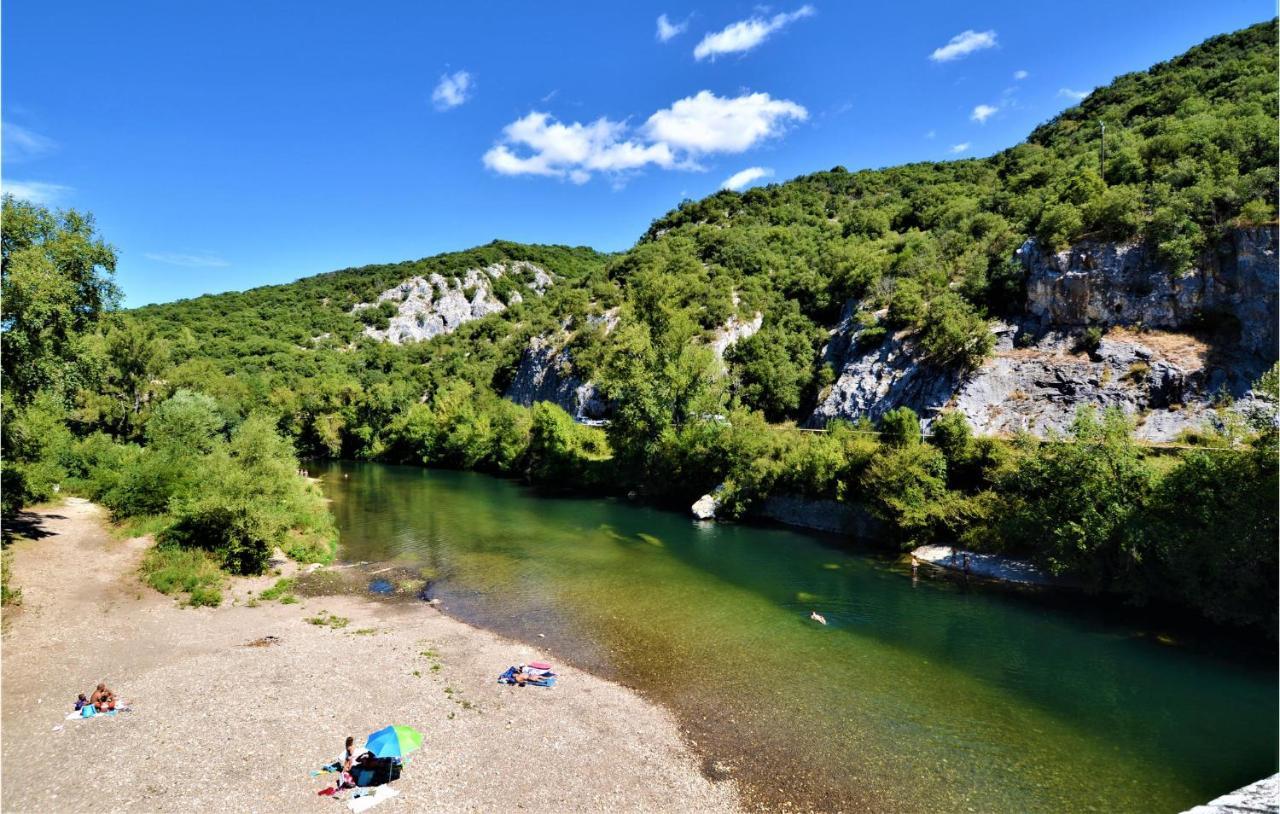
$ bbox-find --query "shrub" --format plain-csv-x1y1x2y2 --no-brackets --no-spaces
996,407,1152,587
1037,203,1084,250
861,442,953,546
918,293,994,369
886,278,927,328
879,407,921,447
1076,325,1104,354
141,545,224,605
1235,199,1274,227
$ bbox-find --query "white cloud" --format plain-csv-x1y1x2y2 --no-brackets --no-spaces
693,5,814,61
929,29,997,62
483,91,806,184
950,143,971,154
432,70,473,110
2,123,56,163
924,130,937,139
656,13,688,42
1058,87,1090,101
1013,69,1029,80
644,91,807,153
722,166,773,191
143,252,230,268
2,180,71,205
970,104,998,123
483,113,675,182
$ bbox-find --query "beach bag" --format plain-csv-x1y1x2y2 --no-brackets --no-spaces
352,757,399,787
81,705,96,718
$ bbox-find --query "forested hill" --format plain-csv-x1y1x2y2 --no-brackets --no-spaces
129,20,1277,450
6,20,1276,630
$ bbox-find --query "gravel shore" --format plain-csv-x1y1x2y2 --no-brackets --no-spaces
1,499,740,813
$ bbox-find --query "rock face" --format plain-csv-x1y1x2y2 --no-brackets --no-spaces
503,336,608,423
505,307,759,424
810,228,1278,440
753,495,882,540
1023,227,1278,355
354,261,551,344
710,311,763,360
1181,773,1279,814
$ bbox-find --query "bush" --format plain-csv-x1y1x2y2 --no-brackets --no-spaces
996,408,1152,587
1236,199,1275,226
861,442,953,545
140,545,224,606
1037,203,1084,250
886,278,927,328
879,407,921,447
918,293,994,369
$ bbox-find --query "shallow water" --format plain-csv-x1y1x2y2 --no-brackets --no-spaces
316,462,1277,813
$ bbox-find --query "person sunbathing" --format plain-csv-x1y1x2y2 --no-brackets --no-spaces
90,682,117,711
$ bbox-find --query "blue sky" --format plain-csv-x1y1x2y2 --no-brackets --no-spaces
2,1,1272,306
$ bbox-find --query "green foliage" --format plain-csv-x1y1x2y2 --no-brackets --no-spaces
727,308,821,420
259,577,296,602
1,196,119,406
140,545,224,607
1,549,20,606
997,408,1153,588
145,389,225,453
1138,438,1278,629
526,402,610,485
162,415,334,574
861,442,953,545
879,407,921,447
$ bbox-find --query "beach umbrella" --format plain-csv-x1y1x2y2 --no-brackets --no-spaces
365,725,423,759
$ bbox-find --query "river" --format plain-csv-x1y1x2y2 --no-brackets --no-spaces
314,461,1277,813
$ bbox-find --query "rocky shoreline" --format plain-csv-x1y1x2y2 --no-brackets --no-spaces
0,500,740,813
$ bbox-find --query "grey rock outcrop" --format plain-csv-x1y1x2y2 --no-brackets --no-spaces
809,327,961,427
1022,227,1277,355
810,227,1278,440
1181,773,1278,814
503,336,608,423
710,311,763,360
754,496,882,540
354,261,551,344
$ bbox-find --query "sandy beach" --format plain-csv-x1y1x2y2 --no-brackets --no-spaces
0,499,740,814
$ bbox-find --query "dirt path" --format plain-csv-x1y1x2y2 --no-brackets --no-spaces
1,500,740,813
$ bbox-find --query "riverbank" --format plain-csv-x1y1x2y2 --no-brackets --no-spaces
0,499,740,813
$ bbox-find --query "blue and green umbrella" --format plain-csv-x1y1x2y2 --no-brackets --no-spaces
365,725,423,759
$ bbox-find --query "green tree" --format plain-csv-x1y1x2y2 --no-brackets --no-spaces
1,196,119,405
997,408,1152,588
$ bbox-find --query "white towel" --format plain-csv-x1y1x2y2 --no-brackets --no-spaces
348,786,399,813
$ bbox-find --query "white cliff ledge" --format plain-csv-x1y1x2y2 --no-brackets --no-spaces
1181,774,1278,814
911,544,1063,587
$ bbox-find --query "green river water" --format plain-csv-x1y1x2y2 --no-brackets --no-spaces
315,461,1276,813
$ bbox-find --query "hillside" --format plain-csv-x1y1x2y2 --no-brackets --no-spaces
130,21,1277,453
7,21,1275,632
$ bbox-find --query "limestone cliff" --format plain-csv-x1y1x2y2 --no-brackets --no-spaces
809,227,1278,440
503,335,609,424
354,261,552,345
505,307,762,423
